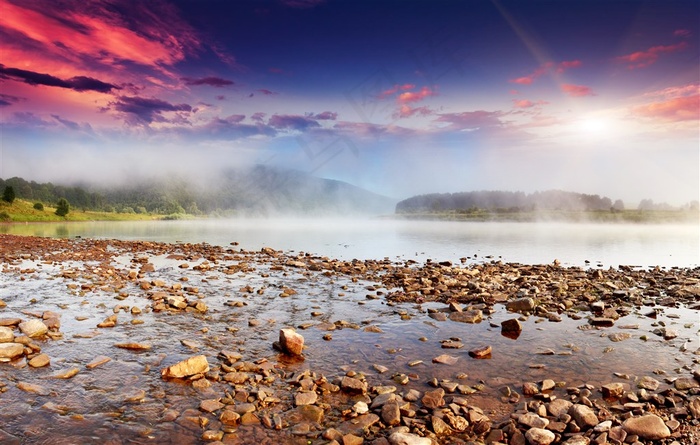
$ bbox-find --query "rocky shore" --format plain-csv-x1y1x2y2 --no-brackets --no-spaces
0,234,698,445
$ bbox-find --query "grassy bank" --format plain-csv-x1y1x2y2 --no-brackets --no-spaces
392,208,700,223
0,199,158,222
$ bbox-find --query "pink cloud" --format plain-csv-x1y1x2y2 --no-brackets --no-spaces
512,99,548,109
632,94,700,122
674,29,692,38
510,60,582,84
394,105,433,119
377,83,415,99
561,84,595,97
615,42,688,69
641,83,699,100
556,60,582,73
397,86,436,104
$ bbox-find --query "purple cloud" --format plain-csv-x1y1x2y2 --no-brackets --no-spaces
257,89,278,95
182,76,234,87
312,111,338,120
0,64,119,93
0,93,24,107
268,114,321,131
109,96,193,125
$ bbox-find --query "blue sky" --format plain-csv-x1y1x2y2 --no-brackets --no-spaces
1,0,698,205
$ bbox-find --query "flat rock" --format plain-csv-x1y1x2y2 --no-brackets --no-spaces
547,398,573,417
19,319,48,338
449,309,483,323
0,326,14,343
432,354,458,365
422,388,445,409
114,342,152,350
17,381,50,395
295,391,318,406
86,356,112,369
622,414,670,440
340,376,367,394
161,355,210,379
388,432,432,445
0,342,25,360
590,318,615,327
28,353,50,368
469,345,492,359
601,382,624,398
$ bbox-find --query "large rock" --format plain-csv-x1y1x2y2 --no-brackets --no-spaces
449,310,482,323
506,297,535,312
501,318,522,333
0,326,14,343
19,319,48,338
388,432,432,445
622,414,670,440
569,404,598,429
0,342,24,360
547,398,573,418
279,328,304,355
161,355,210,379
525,428,555,445
422,388,445,409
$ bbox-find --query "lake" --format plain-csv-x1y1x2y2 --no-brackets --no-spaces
2,218,698,268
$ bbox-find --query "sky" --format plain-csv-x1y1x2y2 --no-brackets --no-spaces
0,0,698,206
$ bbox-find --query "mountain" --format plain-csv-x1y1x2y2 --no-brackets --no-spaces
205,166,396,216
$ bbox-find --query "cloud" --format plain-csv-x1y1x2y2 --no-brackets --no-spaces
640,83,699,100
51,114,94,133
257,89,278,95
394,105,433,119
251,112,266,122
512,99,548,109
108,96,193,125
9,111,55,128
177,116,276,141
0,93,24,107
311,111,338,120
378,83,415,99
333,121,411,138
615,42,688,69
182,77,234,87
268,114,321,131
561,84,595,97
510,60,581,84
0,64,119,93
434,110,506,131
215,95,226,101
397,86,437,104
674,29,692,38
632,94,700,122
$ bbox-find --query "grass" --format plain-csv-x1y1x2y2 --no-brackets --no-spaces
0,199,158,222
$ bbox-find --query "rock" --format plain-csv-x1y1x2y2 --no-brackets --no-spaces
381,401,401,426
506,297,536,312
449,309,483,323
637,376,660,391
279,328,304,355
422,388,445,409
547,398,573,417
114,342,152,350
52,367,79,379
541,379,556,391
161,355,210,379
522,382,540,396
608,332,631,342
674,377,699,390
561,436,590,445
340,376,367,394
388,432,432,445
590,318,614,327
200,399,225,413
622,414,670,440
0,326,14,343
601,383,624,398
219,410,240,426
17,381,50,395
353,401,369,414
28,353,50,367
432,354,458,365
501,318,523,333
689,397,700,419
662,328,678,340
569,404,598,429
19,319,48,338
431,415,452,435
519,412,549,429
295,391,318,406
468,345,492,358
525,427,555,445
86,356,112,369
0,342,25,360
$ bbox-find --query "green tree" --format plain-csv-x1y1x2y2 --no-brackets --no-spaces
2,186,15,204
33,202,44,211
55,198,70,217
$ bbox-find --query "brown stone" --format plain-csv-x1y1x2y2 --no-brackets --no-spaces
161,355,210,379
622,414,670,440
279,328,304,355
422,388,445,409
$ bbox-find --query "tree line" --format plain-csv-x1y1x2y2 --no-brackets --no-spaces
395,190,697,213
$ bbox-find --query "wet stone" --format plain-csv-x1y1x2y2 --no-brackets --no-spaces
161,355,210,379
18,319,48,338
468,345,492,359
449,309,483,323
28,353,50,368
0,343,25,360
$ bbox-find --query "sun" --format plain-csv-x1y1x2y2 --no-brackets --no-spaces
577,117,609,135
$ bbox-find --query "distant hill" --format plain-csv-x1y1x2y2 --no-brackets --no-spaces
0,167,397,216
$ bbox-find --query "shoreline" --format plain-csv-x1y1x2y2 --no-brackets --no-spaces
0,234,698,444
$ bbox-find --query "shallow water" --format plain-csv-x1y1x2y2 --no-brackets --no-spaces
2,218,698,267
1,240,698,444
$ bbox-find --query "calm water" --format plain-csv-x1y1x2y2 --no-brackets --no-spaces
2,218,699,267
